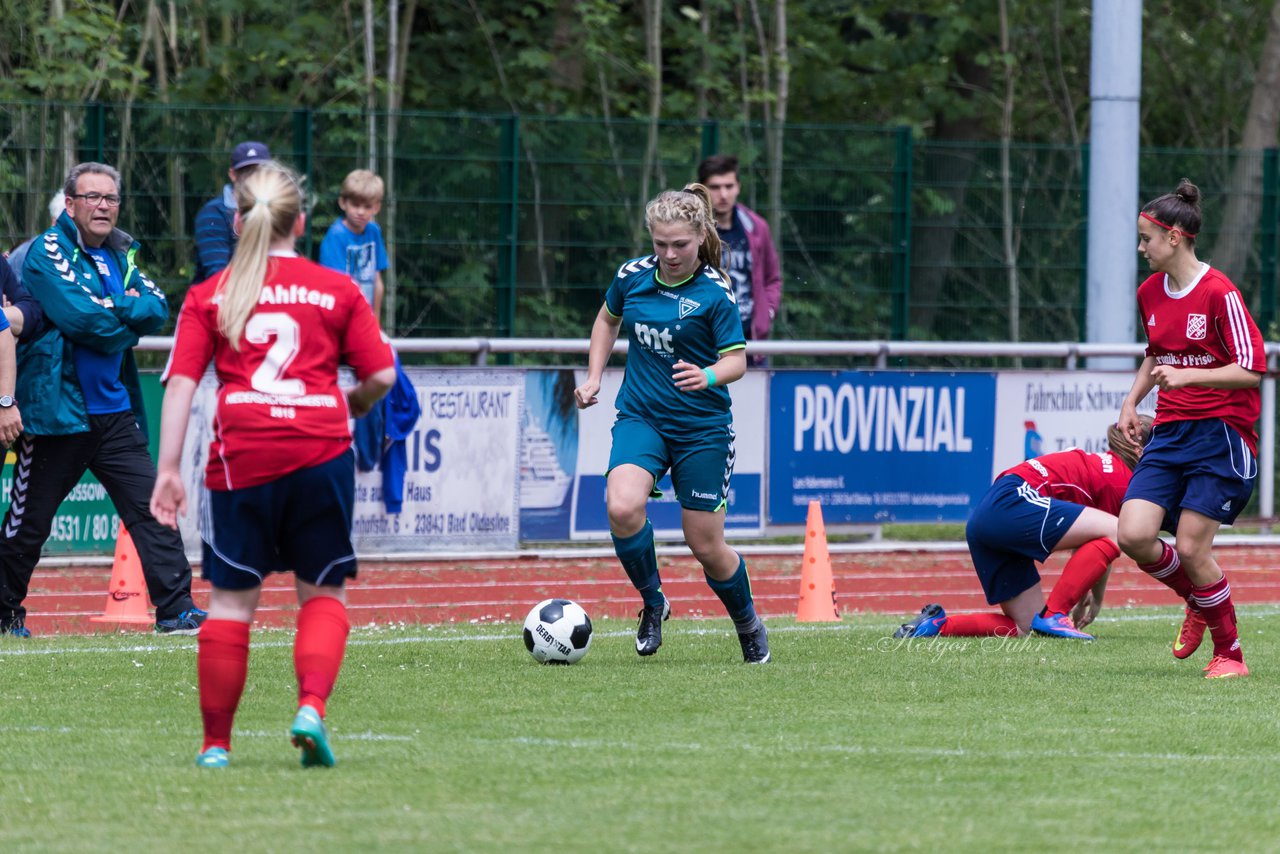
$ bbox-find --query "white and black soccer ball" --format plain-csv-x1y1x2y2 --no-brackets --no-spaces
522,598,592,664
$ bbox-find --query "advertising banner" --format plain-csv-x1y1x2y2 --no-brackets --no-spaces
570,369,766,539
176,367,522,557
991,372,1158,477
0,375,170,555
768,371,997,524
519,370,579,542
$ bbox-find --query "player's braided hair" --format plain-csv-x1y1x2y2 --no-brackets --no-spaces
218,161,306,349
1141,178,1202,242
644,183,726,280
1106,414,1153,473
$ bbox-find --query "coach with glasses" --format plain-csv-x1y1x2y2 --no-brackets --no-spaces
1,162,204,638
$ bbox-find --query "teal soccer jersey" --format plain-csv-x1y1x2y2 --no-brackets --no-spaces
605,255,746,433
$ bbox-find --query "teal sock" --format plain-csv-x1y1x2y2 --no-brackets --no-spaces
612,520,664,609
705,553,759,632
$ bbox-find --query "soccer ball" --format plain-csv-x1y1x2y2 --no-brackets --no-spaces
522,598,592,664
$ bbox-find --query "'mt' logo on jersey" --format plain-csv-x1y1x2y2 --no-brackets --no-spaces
634,322,674,354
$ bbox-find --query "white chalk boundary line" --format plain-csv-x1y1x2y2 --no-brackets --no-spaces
1,723,1266,764
6,606,1280,657
28,534,1280,568
497,735,1275,766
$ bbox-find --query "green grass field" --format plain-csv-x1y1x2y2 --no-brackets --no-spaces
2,609,1278,852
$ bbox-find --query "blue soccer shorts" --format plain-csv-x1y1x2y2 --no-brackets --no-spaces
607,412,736,512
201,450,358,590
1125,419,1257,526
965,474,1086,605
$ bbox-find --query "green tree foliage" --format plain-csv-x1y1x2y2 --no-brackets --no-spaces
3,1,1278,344
3,2,1273,142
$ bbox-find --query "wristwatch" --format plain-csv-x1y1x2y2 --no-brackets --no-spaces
0,396,15,408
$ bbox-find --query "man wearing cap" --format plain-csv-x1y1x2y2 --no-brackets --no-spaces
191,140,272,283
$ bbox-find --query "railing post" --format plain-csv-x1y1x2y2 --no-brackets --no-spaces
1261,350,1277,533
497,115,520,348
292,107,314,258
1261,148,1278,333
85,102,105,163
1078,142,1090,339
700,119,720,162
890,126,913,340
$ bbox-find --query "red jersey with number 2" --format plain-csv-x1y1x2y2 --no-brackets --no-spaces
1000,448,1133,516
1137,265,1265,452
163,255,394,490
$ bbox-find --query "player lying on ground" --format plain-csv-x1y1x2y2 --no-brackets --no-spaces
895,418,1152,641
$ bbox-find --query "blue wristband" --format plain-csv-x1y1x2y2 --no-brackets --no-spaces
703,367,717,387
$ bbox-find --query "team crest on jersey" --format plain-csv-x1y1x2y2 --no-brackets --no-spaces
678,297,700,318
1186,313,1207,340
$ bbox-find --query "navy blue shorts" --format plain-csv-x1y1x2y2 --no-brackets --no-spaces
1125,419,1257,526
607,413,735,512
201,450,358,591
965,474,1086,606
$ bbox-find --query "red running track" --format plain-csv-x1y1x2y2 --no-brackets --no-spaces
17,545,1280,635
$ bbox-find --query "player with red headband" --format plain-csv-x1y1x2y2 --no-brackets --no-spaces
894,419,1150,641
1115,178,1265,679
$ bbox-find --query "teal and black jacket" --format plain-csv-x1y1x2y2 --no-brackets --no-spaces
18,212,169,437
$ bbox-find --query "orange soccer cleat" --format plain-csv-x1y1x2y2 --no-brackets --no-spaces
1203,655,1249,679
1172,606,1207,660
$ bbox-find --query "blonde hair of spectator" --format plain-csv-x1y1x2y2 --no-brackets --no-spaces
340,169,385,205
218,161,304,349
645,183,725,281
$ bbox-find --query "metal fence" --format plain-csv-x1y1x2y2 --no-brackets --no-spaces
3,102,1278,346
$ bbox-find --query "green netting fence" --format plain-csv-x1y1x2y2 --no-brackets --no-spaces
2,102,1277,352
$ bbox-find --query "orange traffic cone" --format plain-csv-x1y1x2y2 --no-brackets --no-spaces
797,500,839,621
90,526,153,625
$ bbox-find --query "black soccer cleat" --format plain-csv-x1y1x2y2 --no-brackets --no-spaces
737,620,771,664
635,596,671,656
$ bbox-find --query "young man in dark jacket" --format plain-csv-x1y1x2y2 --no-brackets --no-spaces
697,155,783,357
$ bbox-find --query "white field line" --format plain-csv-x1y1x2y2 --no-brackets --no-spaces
28,535,1280,569
7,607,1280,657
26,575,1280,621
496,735,1276,766
0,725,413,741
2,721,1264,765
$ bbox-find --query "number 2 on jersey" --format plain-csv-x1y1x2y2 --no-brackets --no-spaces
246,312,305,395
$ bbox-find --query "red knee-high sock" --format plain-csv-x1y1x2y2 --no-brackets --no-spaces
1045,538,1121,615
1191,576,1242,662
295,596,350,718
1138,541,1196,605
938,613,1019,637
198,619,251,752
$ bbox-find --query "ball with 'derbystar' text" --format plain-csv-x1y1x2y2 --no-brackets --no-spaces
522,598,592,664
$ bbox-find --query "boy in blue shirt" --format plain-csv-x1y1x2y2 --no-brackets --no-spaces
319,169,388,322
